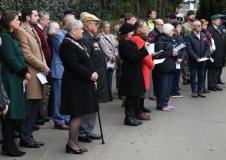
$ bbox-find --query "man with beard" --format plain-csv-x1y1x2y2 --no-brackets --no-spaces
182,10,196,85
15,8,50,148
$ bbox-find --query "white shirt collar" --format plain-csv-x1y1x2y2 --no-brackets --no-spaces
194,31,201,39
37,23,44,30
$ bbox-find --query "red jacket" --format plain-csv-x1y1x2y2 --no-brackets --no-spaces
34,25,51,65
132,35,155,90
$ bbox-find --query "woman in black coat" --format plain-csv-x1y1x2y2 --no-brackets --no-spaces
118,23,149,126
154,23,177,111
60,20,98,154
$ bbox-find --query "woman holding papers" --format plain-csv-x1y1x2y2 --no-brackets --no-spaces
171,22,186,98
186,20,209,98
154,23,177,112
98,21,119,100
60,20,98,154
118,23,149,126
0,10,30,157
132,20,155,120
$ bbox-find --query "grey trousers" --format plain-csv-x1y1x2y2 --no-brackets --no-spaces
79,113,96,136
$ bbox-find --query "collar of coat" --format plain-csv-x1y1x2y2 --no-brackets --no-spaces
131,35,146,49
190,31,207,41
20,22,40,40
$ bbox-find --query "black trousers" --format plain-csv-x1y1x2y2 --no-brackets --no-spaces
2,119,18,151
20,99,41,142
125,96,141,117
208,66,222,89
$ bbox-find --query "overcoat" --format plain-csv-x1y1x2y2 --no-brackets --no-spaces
81,31,110,102
15,23,48,99
0,32,27,119
208,25,225,68
131,35,155,90
119,40,148,97
60,34,98,117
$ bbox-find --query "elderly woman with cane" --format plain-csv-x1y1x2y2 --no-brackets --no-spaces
60,20,99,154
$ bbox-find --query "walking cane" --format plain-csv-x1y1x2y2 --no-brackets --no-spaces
95,82,105,144
97,109,105,144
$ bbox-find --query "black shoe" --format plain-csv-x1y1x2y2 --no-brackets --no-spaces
203,89,210,93
2,145,26,157
198,93,206,98
124,116,142,126
89,134,101,140
183,79,190,85
43,117,50,122
30,137,45,146
216,86,223,91
192,92,198,98
32,125,40,131
66,144,83,154
218,80,225,84
20,140,40,148
208,87,217,91
78,136,92,143
141,107,151,113
35,119,45,125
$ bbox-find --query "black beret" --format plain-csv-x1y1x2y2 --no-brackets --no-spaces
119,23,134,35
187,10,195,17
64,7,76,15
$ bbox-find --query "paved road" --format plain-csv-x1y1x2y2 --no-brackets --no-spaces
1,69,226,160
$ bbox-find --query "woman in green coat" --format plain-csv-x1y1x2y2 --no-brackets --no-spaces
0,10,31,157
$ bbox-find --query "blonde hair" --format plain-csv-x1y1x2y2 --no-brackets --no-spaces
200,19,209,26
47,22,60,35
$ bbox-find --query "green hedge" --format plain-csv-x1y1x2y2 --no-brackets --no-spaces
0,0,182,21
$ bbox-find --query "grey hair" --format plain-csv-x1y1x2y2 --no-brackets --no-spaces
38,11,49,20
65,20,83,33
101,21,110,29
155,19,164,25
192,20,201,29
162,23,174,35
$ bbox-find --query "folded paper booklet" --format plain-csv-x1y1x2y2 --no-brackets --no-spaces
199,57,209,62
176,63,181,69
36,73,48,84
107,61,116,69
153,58,166,65
173,43,186,52
145,42,155,55
23,80,28,93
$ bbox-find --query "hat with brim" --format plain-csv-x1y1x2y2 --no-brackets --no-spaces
81,13,101,23
119,23,134,35
211,14,222,20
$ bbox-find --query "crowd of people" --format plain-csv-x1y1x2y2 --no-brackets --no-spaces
0,6,225,157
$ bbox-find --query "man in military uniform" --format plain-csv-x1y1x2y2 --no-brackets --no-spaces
182,10,196,84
